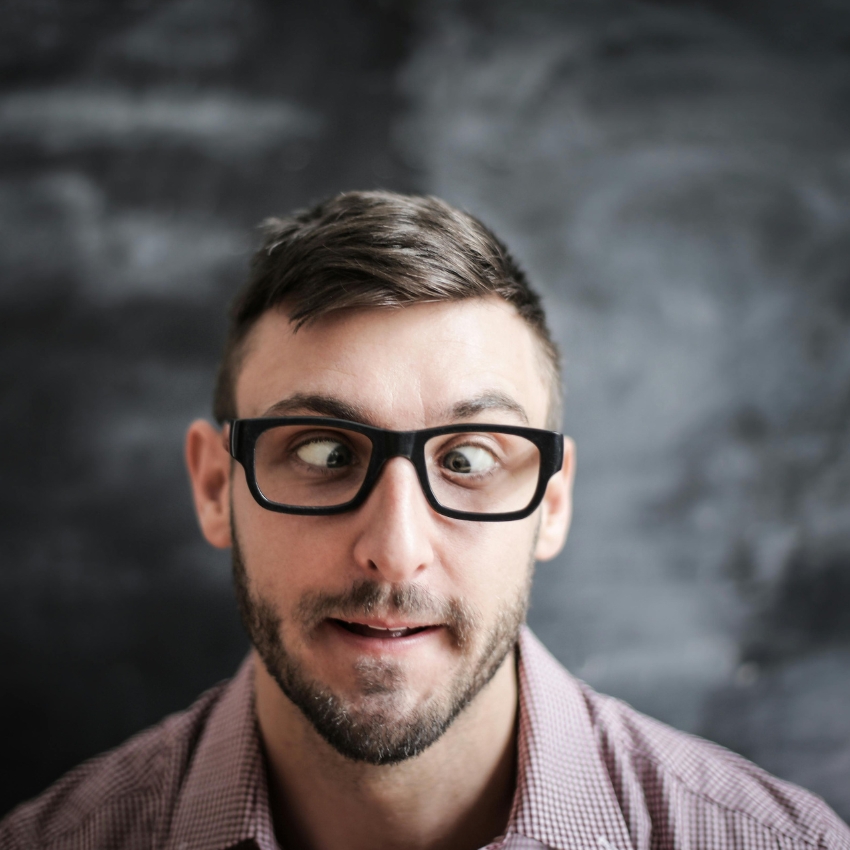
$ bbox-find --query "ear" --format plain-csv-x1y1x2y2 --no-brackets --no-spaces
185,419,233,549
534,437,575,562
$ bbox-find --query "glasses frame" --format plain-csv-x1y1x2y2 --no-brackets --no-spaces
227,416,564,522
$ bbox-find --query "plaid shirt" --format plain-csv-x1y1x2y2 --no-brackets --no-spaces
2,628,848,850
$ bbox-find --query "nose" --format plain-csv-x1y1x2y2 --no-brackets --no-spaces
351,456,436,583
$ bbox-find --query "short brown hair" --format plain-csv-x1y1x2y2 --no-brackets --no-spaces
213,190,561,427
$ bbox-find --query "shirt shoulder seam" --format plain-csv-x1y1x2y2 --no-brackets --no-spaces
27,682,229,848
626,741,833,848
23,772,167,849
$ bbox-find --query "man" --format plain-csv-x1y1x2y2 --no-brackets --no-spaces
2,190,847,850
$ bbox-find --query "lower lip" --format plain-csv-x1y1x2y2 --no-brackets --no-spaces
323,619,444,653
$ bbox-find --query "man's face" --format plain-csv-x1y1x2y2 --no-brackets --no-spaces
221,298,568,764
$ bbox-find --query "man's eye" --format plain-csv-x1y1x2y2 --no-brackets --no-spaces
295,440,353,469
442,446,496,474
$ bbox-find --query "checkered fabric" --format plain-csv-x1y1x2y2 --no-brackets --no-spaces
2,628,848,850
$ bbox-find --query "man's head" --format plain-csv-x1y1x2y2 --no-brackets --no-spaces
186,191,574,766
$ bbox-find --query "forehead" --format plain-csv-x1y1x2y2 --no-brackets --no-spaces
234,297,551,428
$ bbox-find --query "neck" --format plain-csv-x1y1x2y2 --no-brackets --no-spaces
254,650,519,850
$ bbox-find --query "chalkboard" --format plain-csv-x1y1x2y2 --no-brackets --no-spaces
1,0,848,822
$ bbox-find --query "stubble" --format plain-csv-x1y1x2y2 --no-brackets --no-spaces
231,524,533,765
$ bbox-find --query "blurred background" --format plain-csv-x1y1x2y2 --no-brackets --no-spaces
2,0,849,822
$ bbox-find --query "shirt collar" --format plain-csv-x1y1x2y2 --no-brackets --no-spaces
502,628,634,850
164,655,278,850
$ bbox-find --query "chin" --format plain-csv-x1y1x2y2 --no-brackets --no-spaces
231,532,531,764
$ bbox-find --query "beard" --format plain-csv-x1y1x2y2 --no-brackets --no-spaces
231,526,533,766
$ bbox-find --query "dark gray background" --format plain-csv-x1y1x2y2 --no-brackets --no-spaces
1,0,849,823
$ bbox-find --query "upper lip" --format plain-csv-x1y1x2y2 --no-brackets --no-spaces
332,617,439,630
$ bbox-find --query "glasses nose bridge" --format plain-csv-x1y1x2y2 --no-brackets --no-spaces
367,428,425,497
374,428,418,463
352,426,442,519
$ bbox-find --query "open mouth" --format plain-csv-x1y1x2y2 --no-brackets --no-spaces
330,619,436,639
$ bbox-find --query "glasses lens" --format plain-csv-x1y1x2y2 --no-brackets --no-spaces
424,431,541,515
254,424,373,508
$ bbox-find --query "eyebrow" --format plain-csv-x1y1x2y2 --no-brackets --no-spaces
446,392,529,425
260,390,529,426
261,394,371,422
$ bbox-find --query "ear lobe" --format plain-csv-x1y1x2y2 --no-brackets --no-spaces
185,419,233,549
534,437,575,562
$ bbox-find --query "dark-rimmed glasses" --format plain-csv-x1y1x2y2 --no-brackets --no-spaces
227,417,564,522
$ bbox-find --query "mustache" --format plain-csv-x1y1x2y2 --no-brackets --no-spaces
295,579,479,648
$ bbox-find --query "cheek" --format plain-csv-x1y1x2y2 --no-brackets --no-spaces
441,521,538,617
231,486,337,606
